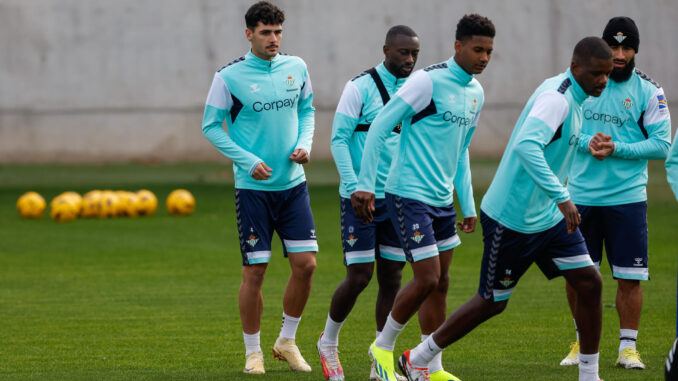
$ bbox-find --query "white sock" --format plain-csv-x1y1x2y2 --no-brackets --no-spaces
421,334,443,373
574,318,579,340
578,352,599,381
321,314,343,346
375,313,406,351
243,331,261,355
279,312,301,339
619,329,638,352
410,335,442,368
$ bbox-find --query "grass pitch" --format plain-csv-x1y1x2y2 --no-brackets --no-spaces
0,160,676,380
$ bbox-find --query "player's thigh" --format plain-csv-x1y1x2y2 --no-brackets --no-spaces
431,202,461,253
275,182,318,255
341,197,378,266
577,204,604,265
385,193,438,263
235,188,275,266
536,219,593,279
477,211,539,302
374,198,406,263
602,202,649,281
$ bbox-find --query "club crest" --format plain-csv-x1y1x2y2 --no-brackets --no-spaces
622,98,633,110
246,235,259,247
346,234,358,247
499,269,514,287
286,76,295,86
614,32,627,43
411,231,424,244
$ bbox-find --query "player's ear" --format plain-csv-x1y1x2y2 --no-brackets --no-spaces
245,28,253,42
454,40,462,54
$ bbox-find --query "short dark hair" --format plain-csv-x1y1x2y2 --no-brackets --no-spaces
455,14,495,41
245,1,285,29
385,25,418,45
572,36,612,64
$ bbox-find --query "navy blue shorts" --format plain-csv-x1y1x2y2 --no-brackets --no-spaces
235,182,317,266
385,193,460,263
477,210,593,302
577,202,649,280
340,197,404,265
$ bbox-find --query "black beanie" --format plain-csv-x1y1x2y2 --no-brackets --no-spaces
602,16,639,52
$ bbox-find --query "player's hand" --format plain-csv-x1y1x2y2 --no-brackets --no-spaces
251,162,273,180
457,216,477,233
289,149,309,164
589,132,615,160
557,199,581,234
350,191,375,223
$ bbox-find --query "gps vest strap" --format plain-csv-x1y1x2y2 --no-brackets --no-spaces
356,67,401,133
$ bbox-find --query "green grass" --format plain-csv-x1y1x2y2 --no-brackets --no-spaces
0,160,676,380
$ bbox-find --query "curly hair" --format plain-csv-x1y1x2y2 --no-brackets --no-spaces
245,1,285,29
455,14,495,41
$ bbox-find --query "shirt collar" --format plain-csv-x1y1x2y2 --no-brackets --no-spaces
246,50,279,68
376,62,397,84
448,57,474,84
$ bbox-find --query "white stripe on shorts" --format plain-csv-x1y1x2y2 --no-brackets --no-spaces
436,234,461,250
493,287,514,301
552,255,594,270
612,265,649,279
345,249,375,261
410,244,439,257
247,251,271,260
379,245,406,261
284,239,317,248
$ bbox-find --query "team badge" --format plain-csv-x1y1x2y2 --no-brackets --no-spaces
658,94,668,110
499,269,514,287
448,94,456,103
246,235,259,247
250,83,260,93
286,76,295,86
622,98,633,110
471,99,478,112
410,231,424,244
346,234,358,247
614,32,627,43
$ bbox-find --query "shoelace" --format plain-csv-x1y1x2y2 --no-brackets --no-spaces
324,346,341,369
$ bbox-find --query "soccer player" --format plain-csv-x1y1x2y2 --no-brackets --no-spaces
398,37,613,381
317,25,420,381
559,17,672,370
352,14,495,381
668,135,678,200
201,1,317,375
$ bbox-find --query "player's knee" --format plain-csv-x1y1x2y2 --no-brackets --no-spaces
377,274,401,295
618,278,640,292
293,257,316,278
346,265,373,290
487,299,508,317
242,265,267,286
575,270,602,299
415,276,439,295
435,272,450,294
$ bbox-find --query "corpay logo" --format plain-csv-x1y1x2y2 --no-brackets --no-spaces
253,94,299,112
442,111,473,127
583,109,631,127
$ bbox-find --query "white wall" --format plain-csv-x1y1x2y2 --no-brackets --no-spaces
1,0,676,162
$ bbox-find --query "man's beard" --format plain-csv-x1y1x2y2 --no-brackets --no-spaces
610,56,635,82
